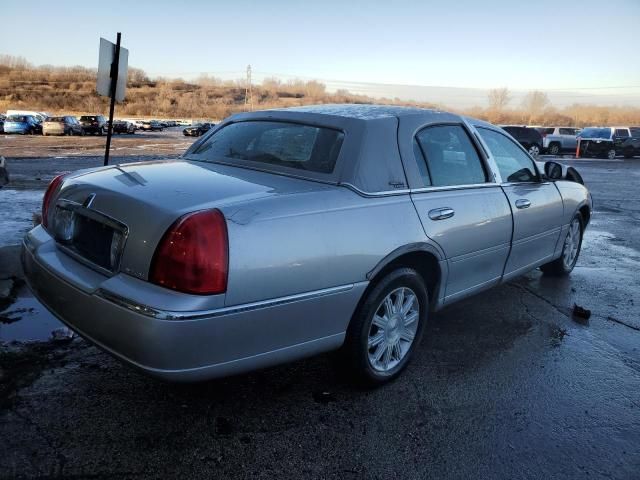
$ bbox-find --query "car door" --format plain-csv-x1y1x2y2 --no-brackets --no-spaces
559,128,578,150
403,123,513,302
476,127,563,280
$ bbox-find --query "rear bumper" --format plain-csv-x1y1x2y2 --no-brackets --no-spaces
22,228,364,382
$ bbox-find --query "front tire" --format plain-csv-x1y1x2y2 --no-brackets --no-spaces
607,149,616,160
343,268,428,385
541,213,583,276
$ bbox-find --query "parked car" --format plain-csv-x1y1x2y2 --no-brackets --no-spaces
183,122,214,136
109,120,136,134
500,126,544,157
612,126,640,158
140,120,164,131
0,115,4,134
576,127,640,159
43,116,84,136
23,105,591,385
3,114,42,134
79,115,107,135
534,127,580,155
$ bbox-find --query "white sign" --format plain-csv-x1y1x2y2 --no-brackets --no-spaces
97,37,128,102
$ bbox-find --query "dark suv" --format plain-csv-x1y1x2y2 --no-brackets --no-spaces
79,115,107,135
578,127,640,159
500,126,544,157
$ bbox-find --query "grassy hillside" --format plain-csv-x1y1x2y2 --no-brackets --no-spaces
1,54,639,126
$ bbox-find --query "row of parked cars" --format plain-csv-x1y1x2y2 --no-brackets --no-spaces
0,111,190,136
501,125,640,159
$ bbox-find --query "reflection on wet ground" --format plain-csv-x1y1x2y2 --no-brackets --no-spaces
0,286,64,342
0,188,43,247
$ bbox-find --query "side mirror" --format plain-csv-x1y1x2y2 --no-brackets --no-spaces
544,161,563,180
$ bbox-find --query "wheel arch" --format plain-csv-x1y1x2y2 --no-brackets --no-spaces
364,243,446,311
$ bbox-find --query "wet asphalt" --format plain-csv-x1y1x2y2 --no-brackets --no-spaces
0,150,639,479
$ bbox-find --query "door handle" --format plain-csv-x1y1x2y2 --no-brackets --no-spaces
515,199,531,209
428,207,455,220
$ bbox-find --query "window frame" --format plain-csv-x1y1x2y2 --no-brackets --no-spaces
476,126,543,185
409,122,494,191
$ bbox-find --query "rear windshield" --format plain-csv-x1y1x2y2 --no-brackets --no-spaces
48,117,65,122
7,115,27,122
186,121,344,175
80,116,97,121
580,128,611,139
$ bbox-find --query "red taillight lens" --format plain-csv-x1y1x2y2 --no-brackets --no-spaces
149,209,228,295
41,174,66,229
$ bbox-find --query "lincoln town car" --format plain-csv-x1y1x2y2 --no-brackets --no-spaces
22,105,592,385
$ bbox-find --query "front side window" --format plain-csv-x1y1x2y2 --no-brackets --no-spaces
478,128,539,183
414,125,487,187
186,121,344,175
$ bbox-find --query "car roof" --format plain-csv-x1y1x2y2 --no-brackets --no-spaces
272,103,446,120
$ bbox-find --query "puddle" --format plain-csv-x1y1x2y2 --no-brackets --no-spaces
0,286,64,342
0,188,43,247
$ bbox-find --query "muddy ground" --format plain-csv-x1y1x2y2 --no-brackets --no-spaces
0,133,639,479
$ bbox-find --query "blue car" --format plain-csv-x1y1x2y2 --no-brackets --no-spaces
3,114,42,134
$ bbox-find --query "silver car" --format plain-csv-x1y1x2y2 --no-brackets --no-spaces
23,105,592,385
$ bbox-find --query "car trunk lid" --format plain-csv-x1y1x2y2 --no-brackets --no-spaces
50,159,331,280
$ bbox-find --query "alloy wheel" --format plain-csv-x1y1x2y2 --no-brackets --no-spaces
367,287,419,372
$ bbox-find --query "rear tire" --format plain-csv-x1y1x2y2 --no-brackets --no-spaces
343,268,428,386
548,143,561,156
607,149,616,160
541,212,583,276
528,144,541,157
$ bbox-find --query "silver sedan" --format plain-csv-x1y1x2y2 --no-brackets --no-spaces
23,105,592,385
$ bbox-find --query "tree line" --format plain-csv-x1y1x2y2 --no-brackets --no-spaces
1,55,638,125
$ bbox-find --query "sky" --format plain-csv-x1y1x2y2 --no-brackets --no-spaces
3,0,640,107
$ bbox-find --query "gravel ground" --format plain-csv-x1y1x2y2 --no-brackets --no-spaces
0,141,639,479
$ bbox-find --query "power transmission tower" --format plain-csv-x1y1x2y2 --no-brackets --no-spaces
244,64,253,111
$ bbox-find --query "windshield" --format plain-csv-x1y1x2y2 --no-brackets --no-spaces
185,121,344,175
579,128,611,139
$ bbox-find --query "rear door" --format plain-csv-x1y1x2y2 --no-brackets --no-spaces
476,127,563,279
559,127,579,149
401,123,512,302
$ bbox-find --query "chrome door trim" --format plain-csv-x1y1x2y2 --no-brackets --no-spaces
96,283,356,321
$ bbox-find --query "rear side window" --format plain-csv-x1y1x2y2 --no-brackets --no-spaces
630,128,640,138
615,128,629,138
559,128,578,135
187,121,344,174
478,128,539,183
414,125,487,187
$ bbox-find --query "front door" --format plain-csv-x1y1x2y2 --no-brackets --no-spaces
476,127,563,279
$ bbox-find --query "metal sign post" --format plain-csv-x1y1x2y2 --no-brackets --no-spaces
97,33,128,166
104,32,121,166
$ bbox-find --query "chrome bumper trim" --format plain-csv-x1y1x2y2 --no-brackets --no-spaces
95,284,355,321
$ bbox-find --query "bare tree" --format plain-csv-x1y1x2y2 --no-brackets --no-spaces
522,91,550,122
488,87,511,111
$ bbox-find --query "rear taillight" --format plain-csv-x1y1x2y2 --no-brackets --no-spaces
149,209,228,295
41,174,66,230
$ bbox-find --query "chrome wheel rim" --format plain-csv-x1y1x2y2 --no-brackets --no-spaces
563,218,581,269
608,149,616,160
529,145,540,157
367,287,419,372
550,145,559,155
